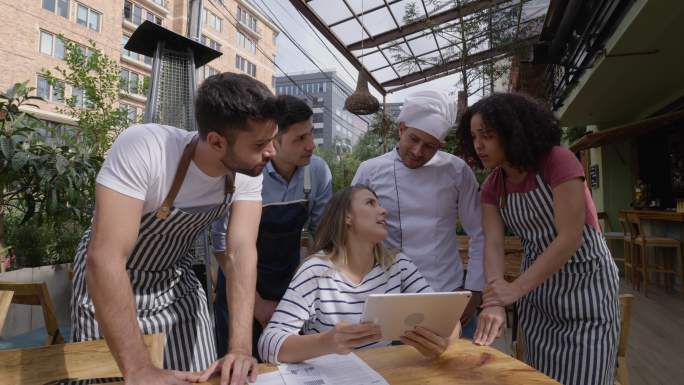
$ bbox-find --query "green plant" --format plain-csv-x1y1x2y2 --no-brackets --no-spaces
0,82,102,267
41,37,130,156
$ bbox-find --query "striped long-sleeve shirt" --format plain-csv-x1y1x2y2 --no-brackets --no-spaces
257,253,432,363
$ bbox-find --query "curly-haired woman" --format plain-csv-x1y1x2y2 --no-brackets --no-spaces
459,93,619,385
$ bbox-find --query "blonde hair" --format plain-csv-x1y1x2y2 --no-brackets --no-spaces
312,185,396,269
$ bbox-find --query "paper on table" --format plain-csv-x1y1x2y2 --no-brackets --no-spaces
250,371,286,385
278,353,389,385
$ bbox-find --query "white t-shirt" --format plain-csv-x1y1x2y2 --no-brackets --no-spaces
97,124,262,215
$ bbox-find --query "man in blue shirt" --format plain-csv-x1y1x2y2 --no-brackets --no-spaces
213,95,333,358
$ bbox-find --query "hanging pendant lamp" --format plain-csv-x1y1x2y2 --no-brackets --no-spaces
344,0,379,115
344,71,379,115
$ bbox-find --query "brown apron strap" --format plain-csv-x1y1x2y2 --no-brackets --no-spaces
155,135,199,219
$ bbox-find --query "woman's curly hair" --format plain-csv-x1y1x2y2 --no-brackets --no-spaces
458,93,561,171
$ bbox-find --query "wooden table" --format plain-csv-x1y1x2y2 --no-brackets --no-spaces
202,339,560,385
620,209,684,222
0,337,559,384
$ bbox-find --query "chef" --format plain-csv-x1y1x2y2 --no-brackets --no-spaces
351,90,485,337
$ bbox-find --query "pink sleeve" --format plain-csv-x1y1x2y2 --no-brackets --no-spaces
480,170,501,207
542,146,585,188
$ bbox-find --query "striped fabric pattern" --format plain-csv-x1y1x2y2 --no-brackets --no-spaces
258,253,432,363
71,198,231,372
500,174,620,385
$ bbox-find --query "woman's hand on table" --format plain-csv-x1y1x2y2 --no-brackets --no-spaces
323,321,382,354
401,326,450,358
473,306,506,346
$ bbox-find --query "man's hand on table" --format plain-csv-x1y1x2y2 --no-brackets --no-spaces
191,350,258,385
125,365,194,385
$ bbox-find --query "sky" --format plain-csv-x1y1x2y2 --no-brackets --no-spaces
248,0,464,104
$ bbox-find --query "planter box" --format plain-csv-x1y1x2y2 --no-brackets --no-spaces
0,263,72,339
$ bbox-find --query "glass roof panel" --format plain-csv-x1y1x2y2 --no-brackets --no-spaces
345,0,386,14
359,7,398,36
308,0,354,25
331,19,370,45
371,66,398,83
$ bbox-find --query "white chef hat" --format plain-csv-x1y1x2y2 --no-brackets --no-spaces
397,90,456,142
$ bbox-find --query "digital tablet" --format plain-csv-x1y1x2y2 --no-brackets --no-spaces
361,291,471,341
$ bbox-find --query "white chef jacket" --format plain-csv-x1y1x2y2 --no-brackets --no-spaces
352,149,485,292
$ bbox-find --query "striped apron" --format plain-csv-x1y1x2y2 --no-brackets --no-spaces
500,174,620,385
71,136,233,371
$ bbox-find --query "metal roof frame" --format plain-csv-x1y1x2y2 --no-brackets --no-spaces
289,0,550,94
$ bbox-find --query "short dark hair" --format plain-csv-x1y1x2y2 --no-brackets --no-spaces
195,72,283,139
458,93,561,171
276,95,313,135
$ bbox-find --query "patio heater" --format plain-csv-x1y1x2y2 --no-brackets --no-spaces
124,20,222,308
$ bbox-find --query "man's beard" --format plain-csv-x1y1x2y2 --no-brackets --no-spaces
220,155,266,177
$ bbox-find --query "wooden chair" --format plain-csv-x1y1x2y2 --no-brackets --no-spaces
0,290,14,335
625,213,684,297
0,333,164,385
0,281,64,347
615,294,634,385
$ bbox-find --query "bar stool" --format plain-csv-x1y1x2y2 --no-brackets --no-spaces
599,212,631,278
626,213,684,297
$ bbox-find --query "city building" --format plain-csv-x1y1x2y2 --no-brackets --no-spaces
0,0,278,127
275,70,370,153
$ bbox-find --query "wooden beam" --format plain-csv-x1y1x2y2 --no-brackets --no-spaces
347,0,510,50
569,109,684,152
382,35,538,87
288,0,387,95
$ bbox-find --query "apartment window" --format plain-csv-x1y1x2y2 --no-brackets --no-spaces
236,31,256,54
146,10,162,25
272,76,276,89
77,3,101,31
198,66,219,81
201,35,221,51
120,68,147,95
313,113,324,124
120,103,138,122
43,0,69,18
202,8,221,31
152,0,164,6
71,87,88,108
235,55,256,77
39,31,66,59
237,6,257,33
124,1,142,25
36,75,64,103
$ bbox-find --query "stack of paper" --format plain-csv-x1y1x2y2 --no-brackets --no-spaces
251,353,389,385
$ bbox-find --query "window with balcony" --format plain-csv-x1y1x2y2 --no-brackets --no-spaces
76,3,101,31
237,6,257,33
42,0,69,18
236,31,256,54
39,30,66,60
235,55,256,77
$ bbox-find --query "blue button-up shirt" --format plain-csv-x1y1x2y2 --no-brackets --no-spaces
212,154,333,251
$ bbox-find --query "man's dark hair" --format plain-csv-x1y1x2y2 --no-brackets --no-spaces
276,95,313,135
195,72,283,139
458,93,561,171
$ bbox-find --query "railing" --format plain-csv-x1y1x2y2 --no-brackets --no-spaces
544,0,634,110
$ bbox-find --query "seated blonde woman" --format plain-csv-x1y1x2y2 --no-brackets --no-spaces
258,185,460,364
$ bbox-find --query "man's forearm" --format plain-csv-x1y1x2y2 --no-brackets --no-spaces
87,258,150,376
224,246,257,352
